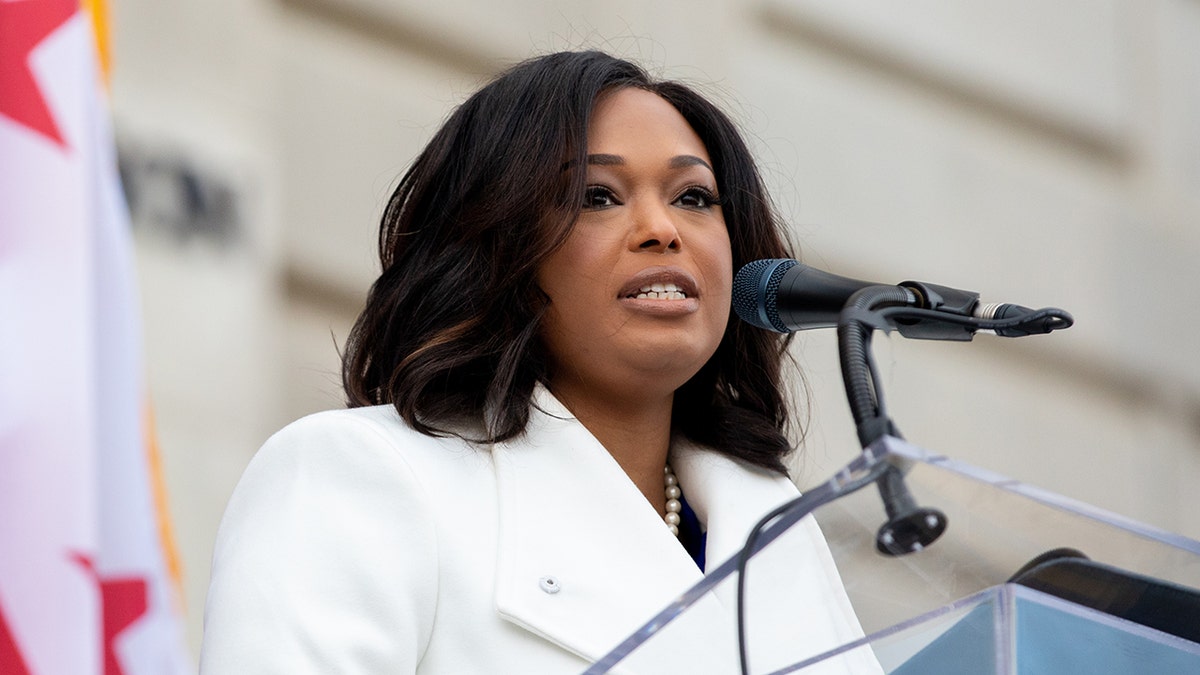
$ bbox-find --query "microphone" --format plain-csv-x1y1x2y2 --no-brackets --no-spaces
732,258,1054,338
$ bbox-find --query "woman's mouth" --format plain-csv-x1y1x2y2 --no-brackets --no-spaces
630,283,688,300
619,267,700,300
618,268,701,315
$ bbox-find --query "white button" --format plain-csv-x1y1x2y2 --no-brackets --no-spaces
538,576,561,594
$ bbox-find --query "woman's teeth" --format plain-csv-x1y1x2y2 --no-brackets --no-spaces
635,283,687,300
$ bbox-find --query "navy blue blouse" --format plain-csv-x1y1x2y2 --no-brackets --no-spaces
677,493,706,572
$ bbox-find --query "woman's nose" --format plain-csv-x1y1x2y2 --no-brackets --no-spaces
629,201,681,252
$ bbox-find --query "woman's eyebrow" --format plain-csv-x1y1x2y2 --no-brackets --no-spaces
669,155,713,171
560,154,623,171
587,153,624,166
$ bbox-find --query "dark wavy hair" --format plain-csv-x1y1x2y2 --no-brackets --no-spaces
342,51,797,474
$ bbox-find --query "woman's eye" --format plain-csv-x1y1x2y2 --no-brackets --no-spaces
583,186,619,209
675,187,721,209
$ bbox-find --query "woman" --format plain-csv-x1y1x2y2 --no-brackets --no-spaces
200,51,874,674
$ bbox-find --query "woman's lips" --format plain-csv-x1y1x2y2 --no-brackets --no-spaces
618,267,701,315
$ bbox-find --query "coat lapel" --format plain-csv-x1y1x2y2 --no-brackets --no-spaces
492,387,706,664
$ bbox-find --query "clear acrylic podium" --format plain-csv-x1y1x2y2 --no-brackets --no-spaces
583,436,1200,674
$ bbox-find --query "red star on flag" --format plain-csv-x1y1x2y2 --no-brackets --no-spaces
98,577,149,675
0,602,32,675
73,555,150,675
0,0,80,147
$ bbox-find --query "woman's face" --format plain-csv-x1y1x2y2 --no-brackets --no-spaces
537,87,733,405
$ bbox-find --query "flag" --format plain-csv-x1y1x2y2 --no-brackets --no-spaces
0,0,192,672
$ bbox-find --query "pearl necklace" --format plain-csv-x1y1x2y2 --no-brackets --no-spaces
664,464,682,537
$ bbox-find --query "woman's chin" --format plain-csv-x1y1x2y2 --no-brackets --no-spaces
608,345,713,390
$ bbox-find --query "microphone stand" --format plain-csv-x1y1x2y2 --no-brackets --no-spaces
837,286,948,556
835,283,1071,555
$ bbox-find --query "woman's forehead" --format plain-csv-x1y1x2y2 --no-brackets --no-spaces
585,89,713,167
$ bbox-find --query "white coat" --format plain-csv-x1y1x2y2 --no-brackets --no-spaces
200,387,879,674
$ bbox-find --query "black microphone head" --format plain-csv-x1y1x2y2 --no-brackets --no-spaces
732,258,797,333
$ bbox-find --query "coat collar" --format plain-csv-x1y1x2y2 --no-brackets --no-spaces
491,386,805,668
